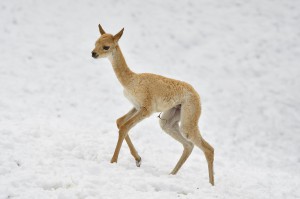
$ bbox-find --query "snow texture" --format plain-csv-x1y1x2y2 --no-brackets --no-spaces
0,0,300,198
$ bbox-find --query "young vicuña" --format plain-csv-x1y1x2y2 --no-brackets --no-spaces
91,24,215,185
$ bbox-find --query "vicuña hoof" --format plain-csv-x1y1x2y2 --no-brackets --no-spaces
110,158,118,164
135,157,142,167
210,179,215,186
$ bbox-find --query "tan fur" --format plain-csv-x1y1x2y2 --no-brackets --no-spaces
92,24,215,185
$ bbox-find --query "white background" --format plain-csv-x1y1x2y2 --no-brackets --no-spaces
0,0,299,198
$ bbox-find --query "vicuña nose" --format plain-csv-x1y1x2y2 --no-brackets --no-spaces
92,51,97,57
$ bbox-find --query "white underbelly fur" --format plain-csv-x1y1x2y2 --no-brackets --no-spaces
123,89,180,112
123,89,141,109
154,97,178,112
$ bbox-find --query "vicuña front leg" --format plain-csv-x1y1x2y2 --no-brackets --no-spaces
116,108,142,167
111,107,151,164
116,108,137,129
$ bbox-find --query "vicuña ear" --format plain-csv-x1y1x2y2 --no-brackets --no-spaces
98,24,106,35
113,28,124,43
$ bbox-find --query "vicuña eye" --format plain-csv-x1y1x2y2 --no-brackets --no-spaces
103,46,110,50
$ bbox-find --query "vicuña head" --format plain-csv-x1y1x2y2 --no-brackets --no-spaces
91,24,124,59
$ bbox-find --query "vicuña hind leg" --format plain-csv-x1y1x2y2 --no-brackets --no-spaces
116,108,141,167
180,101,215,186
159,105,194,175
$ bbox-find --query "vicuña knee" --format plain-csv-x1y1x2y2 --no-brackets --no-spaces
183,142,194,151
179,125,195,139
116,118,122,129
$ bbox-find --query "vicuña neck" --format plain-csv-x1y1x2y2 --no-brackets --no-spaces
108,45,135,87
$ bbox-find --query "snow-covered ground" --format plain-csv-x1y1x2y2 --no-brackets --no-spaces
0,0,300,198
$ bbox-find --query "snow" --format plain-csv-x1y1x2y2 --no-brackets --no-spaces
0,0,300,198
